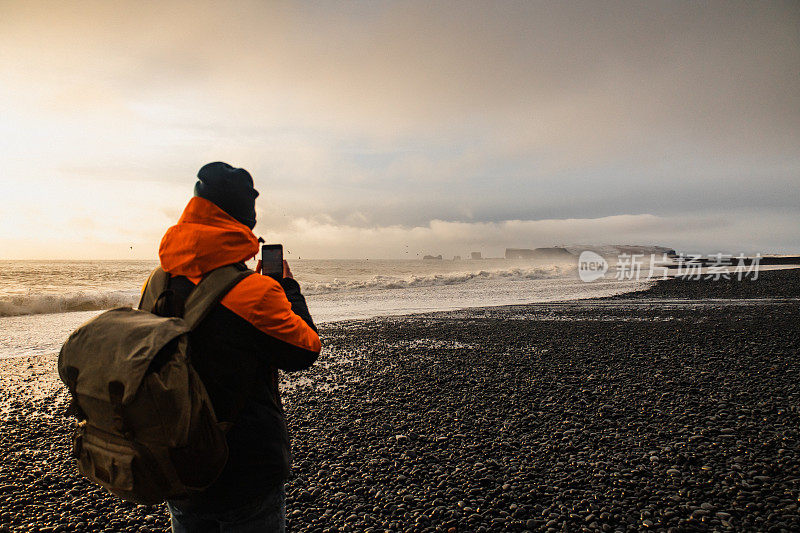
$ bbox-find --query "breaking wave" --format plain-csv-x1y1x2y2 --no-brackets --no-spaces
0,266,576,316
0,290,140,317
303,265,574,295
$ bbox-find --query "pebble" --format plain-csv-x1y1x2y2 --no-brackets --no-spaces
0,269,799,532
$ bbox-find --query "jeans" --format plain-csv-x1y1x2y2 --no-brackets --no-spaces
168,483,286,533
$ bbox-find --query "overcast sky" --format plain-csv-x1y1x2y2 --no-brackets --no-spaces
1,0,798,259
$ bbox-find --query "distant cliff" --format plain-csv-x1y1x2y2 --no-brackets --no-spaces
505,247,575,260
564,245,675,257
506,245,675,260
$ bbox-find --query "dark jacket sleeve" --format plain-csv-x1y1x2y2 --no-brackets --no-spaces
218,272,321,372
280,278,318,333
255,324,320,372
259,277,319,371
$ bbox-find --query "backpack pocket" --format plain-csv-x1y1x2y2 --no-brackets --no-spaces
76,432,135,491
74,425,175,504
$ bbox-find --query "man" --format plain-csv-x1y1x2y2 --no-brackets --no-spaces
154,162,321,532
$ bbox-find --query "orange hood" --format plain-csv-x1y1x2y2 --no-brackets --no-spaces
159,197,259,278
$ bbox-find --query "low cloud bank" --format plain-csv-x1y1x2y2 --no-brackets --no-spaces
1,179,796,260
263,212,799,259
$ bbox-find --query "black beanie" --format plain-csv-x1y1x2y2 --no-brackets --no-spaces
194,162,259,229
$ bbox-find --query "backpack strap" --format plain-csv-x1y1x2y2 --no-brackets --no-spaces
138,267,170,312
182,265,254,330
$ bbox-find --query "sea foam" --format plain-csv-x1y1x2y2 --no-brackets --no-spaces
303,265,574,294
0,265,575,316
0,290,140,317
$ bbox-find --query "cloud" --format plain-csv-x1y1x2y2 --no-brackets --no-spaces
2,175,794,260
0,1,798,257
261,211,799,259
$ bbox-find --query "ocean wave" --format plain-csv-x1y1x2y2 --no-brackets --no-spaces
0,266,575,316
303,265,574,294
0,290,140,317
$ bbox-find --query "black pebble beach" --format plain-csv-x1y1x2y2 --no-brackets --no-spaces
1,269,799,532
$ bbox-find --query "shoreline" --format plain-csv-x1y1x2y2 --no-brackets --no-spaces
1,269,799,532
0,275,652,360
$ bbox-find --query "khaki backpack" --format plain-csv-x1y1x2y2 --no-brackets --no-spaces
58,265,253,505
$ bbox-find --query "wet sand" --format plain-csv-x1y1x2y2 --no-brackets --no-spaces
1,269,799,532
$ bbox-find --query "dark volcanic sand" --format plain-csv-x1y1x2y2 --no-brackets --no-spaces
1,269,799,532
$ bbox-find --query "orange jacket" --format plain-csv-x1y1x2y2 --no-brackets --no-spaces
159,196,320,354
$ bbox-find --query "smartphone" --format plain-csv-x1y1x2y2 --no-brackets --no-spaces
261,244,283,280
